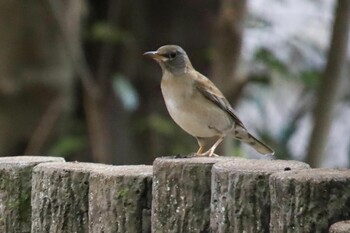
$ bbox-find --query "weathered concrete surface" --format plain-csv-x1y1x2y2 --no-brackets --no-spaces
210,159,309,233
89,165,153,233
0,156,65,233
330,220,350,233
270,169,350,233
152,156,236,233
31,162,110,233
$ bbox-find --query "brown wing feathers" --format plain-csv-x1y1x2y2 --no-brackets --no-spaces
194,73,245,128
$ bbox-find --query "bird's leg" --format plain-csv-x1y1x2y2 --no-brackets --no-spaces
196,137,206,156
197,146,204,155
198,136,224,157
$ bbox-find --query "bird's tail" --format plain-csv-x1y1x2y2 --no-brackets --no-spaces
232,126,274,155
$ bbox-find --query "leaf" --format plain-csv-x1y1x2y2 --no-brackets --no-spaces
254,47,290,76
89,22,131,44
299,70,320,88
49,135,87,156
147,114,176,135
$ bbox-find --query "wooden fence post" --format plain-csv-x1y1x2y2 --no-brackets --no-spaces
210,159,309,233
0,156,64,233
31,162,110,233
152,156,235,233
89,165,153,233
270,169,350,233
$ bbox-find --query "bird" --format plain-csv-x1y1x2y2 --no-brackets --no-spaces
144,45,274,157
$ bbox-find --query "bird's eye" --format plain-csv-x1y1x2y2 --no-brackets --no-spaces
168,51,177,59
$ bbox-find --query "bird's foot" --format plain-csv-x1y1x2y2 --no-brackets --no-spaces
196,149,219,157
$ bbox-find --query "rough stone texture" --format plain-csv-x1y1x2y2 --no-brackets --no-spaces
89,165,153,233
31,162,111,233
0,156,65,233
270,169,350,233
210,159,309,233
330,220,350,233
152,156,236,233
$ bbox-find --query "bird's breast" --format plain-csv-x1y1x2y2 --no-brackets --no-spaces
160,74,232,138
161,75,194,117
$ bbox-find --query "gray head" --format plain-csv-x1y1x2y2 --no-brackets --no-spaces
144,45,193,75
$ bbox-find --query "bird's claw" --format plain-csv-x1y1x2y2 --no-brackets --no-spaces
196,149,219,157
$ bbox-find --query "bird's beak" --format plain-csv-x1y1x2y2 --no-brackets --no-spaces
143,51,163,61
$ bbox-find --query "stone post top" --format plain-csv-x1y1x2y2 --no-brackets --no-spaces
213,159,310,173
90,165,153,177
154,155,241,165
271,168,350,181
330,220,350,232
0,156,65,166
34,162,153,176
33,161,110,172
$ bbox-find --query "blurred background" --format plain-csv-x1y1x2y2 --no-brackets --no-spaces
0,0,349,167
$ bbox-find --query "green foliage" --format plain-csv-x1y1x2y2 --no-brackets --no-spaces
133,113,196,155
299,70,320,88
89,22,131,44
254,47,321,88
147,114,176,135
49,135,87,157
228,142,244,157
254,47,290,76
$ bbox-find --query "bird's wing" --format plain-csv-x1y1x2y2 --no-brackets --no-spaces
194,72,245,128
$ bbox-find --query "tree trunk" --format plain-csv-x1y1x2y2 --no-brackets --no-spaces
212,0,247,102
306,0,350,167
211,0,247,155
0,0,78,155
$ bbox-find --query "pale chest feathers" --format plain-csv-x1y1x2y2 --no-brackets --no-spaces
160,73,233,137
161,74,195,109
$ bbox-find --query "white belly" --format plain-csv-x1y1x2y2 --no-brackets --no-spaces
161,75,232,138
164,97,216,137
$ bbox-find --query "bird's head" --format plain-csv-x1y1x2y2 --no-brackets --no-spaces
144,45,193,75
